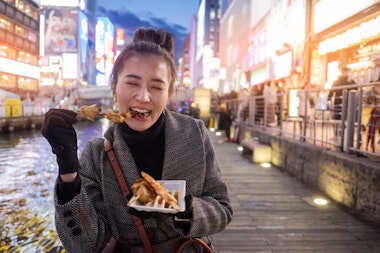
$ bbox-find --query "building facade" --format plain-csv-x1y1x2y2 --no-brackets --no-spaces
39,0,101,90
310,0,380,88
216,0,380,94
192,0,221,91
0,0,40,99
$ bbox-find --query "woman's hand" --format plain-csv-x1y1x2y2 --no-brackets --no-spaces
41,109,80,180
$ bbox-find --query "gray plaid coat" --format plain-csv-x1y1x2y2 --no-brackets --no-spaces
54,110,233,252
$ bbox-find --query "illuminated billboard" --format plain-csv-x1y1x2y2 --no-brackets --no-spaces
42,7,79,55
96,17,115,86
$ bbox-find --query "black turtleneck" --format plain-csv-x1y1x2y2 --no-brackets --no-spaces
119,113,165,180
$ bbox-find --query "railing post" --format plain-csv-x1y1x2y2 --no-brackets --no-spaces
344,90,357,153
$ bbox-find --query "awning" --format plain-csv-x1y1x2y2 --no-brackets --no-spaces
0,88,20,98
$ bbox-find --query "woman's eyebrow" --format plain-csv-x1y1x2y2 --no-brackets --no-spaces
125,74,141,80
124,74,165,84
151,78,166,84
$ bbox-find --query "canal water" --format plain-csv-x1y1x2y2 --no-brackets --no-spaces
0,118,110,252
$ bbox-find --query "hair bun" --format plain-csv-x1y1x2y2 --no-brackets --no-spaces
132,27,174,57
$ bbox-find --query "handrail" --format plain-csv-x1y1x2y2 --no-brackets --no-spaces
220,81,380,160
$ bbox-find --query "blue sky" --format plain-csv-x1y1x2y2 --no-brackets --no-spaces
97,0,200,62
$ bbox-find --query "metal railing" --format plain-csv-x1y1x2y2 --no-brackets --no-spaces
222,81,380,159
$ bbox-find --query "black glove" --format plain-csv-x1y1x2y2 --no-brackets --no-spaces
175,195,193,219
128,206,156,219
41,109,80,175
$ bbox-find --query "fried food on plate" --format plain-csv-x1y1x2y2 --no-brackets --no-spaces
78,104,101,121
128,178,156,206
141,171,180,210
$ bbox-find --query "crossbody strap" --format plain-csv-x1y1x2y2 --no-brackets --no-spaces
104,139,153,253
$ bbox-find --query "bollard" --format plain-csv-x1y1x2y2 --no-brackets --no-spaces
209,117,214,129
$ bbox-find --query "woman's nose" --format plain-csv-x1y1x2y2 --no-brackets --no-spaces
136,87,150,102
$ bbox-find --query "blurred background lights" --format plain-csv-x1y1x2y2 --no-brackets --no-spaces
261,162,271,168
313,197,329,206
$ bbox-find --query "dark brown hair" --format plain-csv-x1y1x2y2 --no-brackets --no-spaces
110,27,176,95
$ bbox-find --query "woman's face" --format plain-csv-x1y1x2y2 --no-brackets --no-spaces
115,55,171,132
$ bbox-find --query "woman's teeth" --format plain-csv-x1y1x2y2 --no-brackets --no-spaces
130,108,150,118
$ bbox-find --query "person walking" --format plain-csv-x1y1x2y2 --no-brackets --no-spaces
365,74,380,151
328,67,356,120
263,81,278,127
297,83,314,140
218,103,233,142
328,67,356,137
41,27,232,252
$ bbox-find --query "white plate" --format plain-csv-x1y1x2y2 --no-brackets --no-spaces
130,180,186,214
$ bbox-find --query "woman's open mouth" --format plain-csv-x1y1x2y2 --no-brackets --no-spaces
129,108,151,118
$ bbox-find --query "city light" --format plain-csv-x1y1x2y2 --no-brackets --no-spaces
313,198,329,206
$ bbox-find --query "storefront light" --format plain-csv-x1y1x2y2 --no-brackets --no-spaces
318,15,380,55
261,162,271,168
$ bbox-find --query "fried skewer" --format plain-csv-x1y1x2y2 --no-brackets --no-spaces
77,104,101,121
141,171,180,211
77,104,132,123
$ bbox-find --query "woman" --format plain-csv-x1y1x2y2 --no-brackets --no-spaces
41,27,232,252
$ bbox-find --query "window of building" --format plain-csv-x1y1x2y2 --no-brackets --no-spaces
18,76,38,91
14,24,36,42
3,0,14,5
15,0,37,19
15,36,23,47
0,72,16,89
17,50,37,65
210,9,216,20
15,24,26,37
0,17,13,31
0,44,16,59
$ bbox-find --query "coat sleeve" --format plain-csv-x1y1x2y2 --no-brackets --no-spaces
176,120,233,237
54,139,112,252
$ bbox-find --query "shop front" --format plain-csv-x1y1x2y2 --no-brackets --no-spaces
310,0,380,88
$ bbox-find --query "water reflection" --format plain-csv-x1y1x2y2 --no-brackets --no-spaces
0,118,107,252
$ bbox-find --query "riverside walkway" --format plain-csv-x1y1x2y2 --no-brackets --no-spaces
208,131,380,253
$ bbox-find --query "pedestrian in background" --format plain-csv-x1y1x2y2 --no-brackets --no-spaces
218,103,233,142
365,73,380,150
297,83,314,139
263,81,278,127
328,67,356,138
328,67,356,120
41,27,232,252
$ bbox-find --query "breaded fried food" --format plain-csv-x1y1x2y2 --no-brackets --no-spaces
105,111,125,124
105,111,133,124
141,171,180,210
128,178,156,206
78,104,101,121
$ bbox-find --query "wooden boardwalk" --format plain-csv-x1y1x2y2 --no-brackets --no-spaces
208,132,380,253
